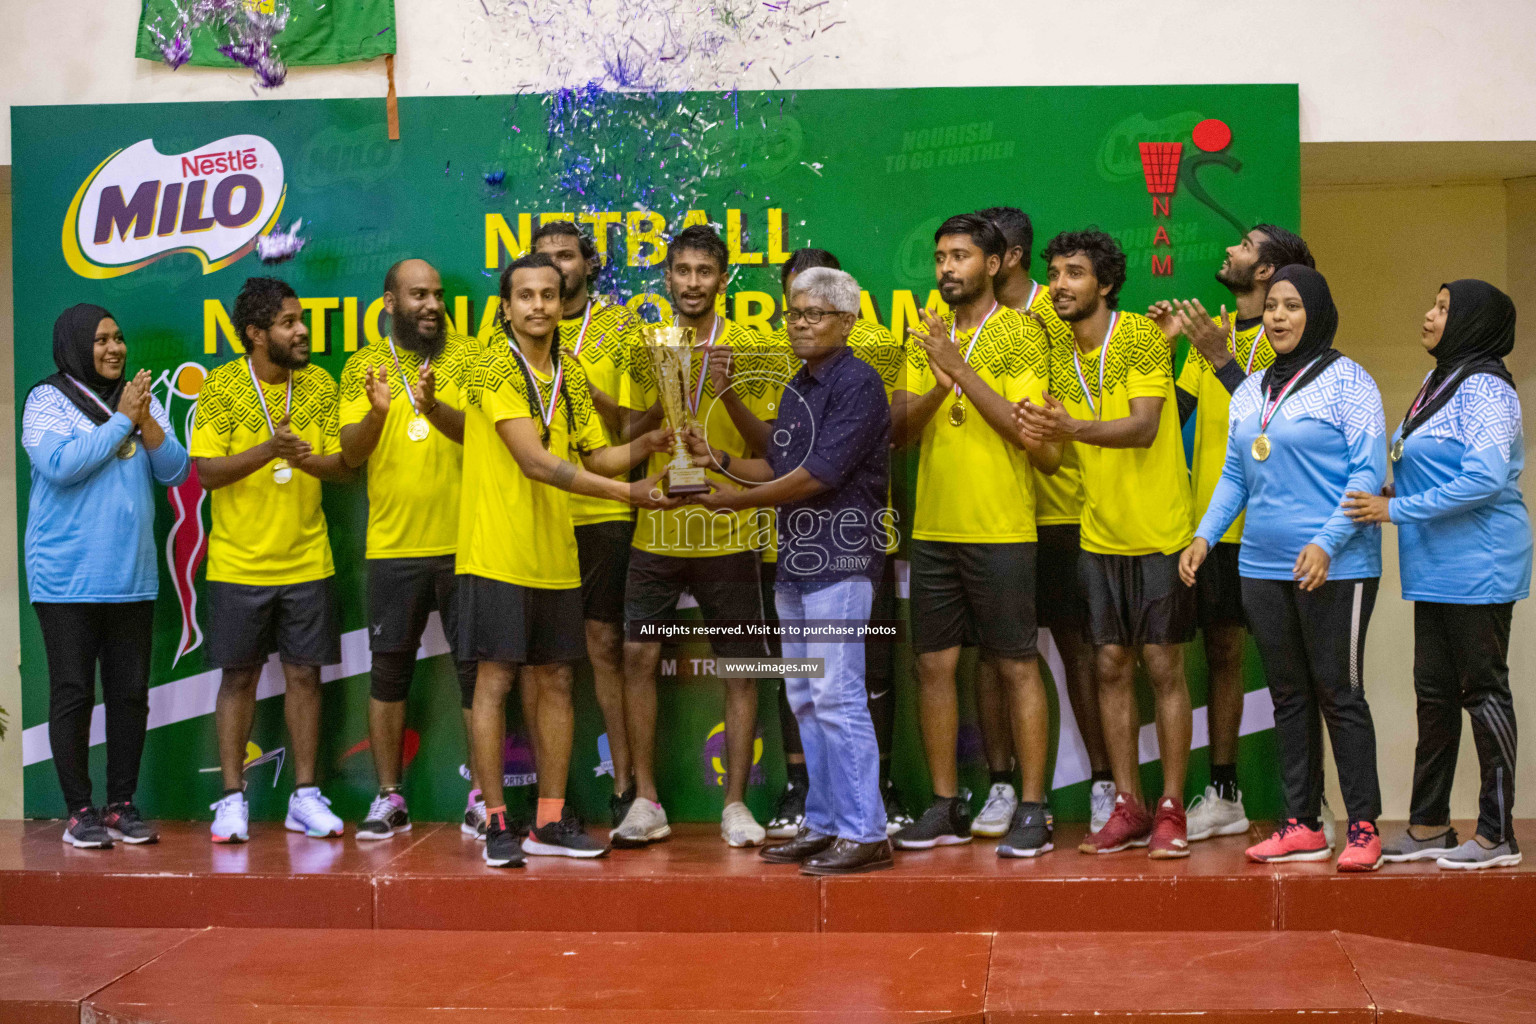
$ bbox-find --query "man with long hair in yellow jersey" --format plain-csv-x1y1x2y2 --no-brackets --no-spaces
970,206,1117,839
460,253,675,868
1147,225,1325,847
1017,230,1196,859
613,225,777,850
710,247,911,840
530,219,649,832
892,213,1062,858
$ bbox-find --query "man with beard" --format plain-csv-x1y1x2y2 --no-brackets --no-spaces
971,207,1117,838
339,259,482,840
193,277,353,844
614,225,776,850
1016,230,1196,858
1147,226,1317,845
891,214,1062,857
530,220,648,830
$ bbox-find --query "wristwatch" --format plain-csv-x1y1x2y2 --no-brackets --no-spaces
717,449,731,472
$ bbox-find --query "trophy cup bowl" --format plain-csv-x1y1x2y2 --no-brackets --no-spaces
641,324,711,497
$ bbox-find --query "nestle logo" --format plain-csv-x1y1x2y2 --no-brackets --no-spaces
181,148,259,178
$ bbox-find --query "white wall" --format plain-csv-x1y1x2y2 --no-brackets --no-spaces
3,0,1536,165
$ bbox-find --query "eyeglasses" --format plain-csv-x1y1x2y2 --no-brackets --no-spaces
785,307,845,325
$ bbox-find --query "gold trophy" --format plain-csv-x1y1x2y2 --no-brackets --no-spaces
642,324,711,496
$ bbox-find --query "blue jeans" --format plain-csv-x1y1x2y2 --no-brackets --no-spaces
775,579,887,844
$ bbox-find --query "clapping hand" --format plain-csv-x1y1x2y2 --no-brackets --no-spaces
271,413,312,462
1173,299,1234,367
363,367,391,416
412,363,437,413
1014,393,1074,443
116,369,152,425
908,309,960,391
706,343,734,396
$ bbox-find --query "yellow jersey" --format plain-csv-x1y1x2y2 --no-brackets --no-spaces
1177,316,1272,545
189,359,340,585
1019,283,1085,525
618,316,777,558
338,332,476,559
559,298,644,527
456,337,608,588
1047,310,1194,556
898,305,1049,543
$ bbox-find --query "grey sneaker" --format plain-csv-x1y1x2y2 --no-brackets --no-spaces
722,801,766,847
1436,837,1522,870
1185,785,1250,841
611,797,671,848
1381,825,1458,863
971,783,1017,838
1320,796,1338,851
1089,780,1116,834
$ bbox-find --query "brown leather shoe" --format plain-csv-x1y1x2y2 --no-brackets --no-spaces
760,828,835,863
800,838,894,875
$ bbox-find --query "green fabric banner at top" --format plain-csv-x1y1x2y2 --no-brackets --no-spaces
136,0,395,67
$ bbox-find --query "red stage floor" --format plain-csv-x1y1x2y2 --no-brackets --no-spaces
4,925,1535,1023
2,819,1533,961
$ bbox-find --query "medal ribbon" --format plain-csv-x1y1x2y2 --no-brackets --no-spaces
948,301,999,400
387,338,427,416
1025,281,1041,313
1237,324,1266,375
1396,369,1462,442
508,337,563,428
64,374,133,426
1071,311,1119,418
571,299,596,358
246,358,293,439
1258,356,1320,434
688,315,720,416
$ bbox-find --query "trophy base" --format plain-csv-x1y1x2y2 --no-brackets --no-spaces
665,465,710,496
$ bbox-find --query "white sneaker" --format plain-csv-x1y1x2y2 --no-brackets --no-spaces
971,782,1017,838
1185,785,1251,841
210,791,249,844
611,797,671,848
1320,796,1338,851
721,801,766,847
285,787,344,838
1089,780,1117,834
462,790,488,842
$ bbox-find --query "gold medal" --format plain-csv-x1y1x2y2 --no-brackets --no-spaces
1390,438,1404,462
948,402,967,427
1251,434,1271,461
273,459,293,485
407,415,430,442
116,438,137,460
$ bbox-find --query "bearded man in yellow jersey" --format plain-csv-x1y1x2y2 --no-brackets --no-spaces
971,206,1117,839
714,247,911,840
1017,230,1196,859
892,213,1062,858
192,278,354,845
614,225,777,850
531,220,648,831
458,254,675,868
1146,225,1320,846
337,259,480,842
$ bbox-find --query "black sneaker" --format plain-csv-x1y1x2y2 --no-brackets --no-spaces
892,796,972,850
882,780,914,836
997,801,1054,858
610,784,637,828
102,801,159,844
357,791,411,841
523,809,609,859
62,806,113,849
482,810,526,868
766,780,807,839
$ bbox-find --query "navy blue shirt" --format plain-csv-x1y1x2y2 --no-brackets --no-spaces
767,345,891,586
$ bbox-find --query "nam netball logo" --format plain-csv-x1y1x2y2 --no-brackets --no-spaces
62,134,286,279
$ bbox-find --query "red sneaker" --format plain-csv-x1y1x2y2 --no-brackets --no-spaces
1337,820,1383,873
1078,793,1152,853
1246,819,1330,863
1147,796,1189,859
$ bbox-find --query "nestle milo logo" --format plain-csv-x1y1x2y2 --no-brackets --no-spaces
1098,112,1205,181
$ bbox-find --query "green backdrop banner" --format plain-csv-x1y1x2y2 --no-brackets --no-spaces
12,85,1299,824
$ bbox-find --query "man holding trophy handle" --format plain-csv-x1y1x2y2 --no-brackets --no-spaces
457,253,676,868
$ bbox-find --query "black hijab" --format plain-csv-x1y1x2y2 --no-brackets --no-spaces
37,304,125,426
1261,265,1343,395
1399,279,1516,439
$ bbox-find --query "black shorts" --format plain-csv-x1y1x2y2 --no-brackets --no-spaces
368,555,462,652
207,578,341,670
866,554,898,685
454,575,585,666
1080,551,1197,647
1196,541,1247,630
910,540,1037,660
576,520,634,625
624,548,768,659
1036,523,1087,634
